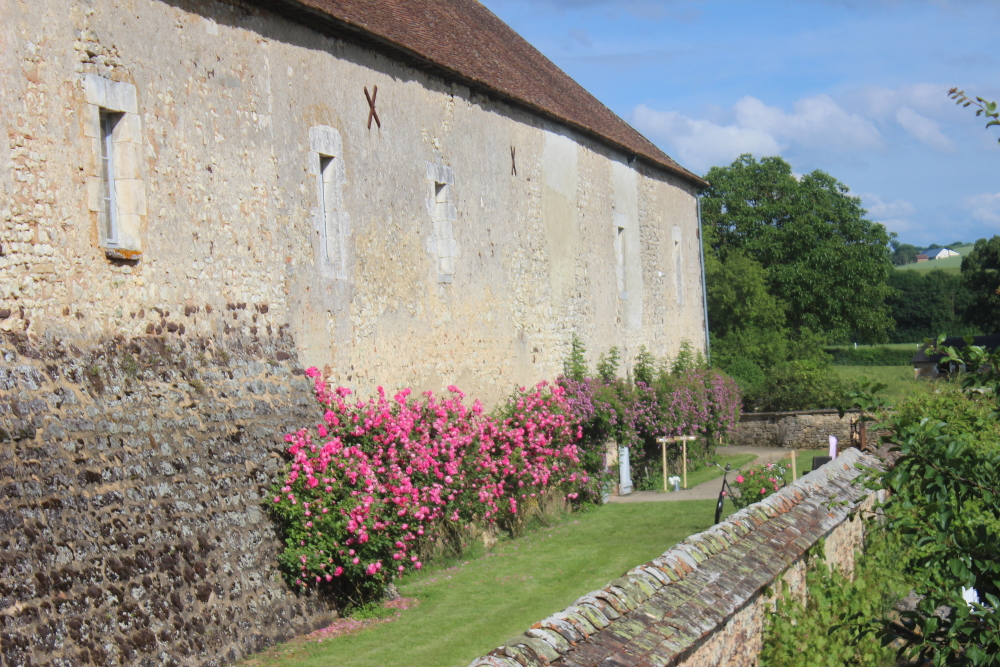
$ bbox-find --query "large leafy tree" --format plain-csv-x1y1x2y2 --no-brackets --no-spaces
961,235,1000,330
701,155,895,343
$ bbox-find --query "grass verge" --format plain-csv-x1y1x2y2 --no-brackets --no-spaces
239,500,729,667
668,454,755,490
834,365,928,404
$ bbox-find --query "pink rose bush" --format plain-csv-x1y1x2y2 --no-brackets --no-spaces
728,461,788,510
270,369,588,596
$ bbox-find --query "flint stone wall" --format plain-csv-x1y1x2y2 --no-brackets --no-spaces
0,331,333,667
469,448,882,667
730,409,858,449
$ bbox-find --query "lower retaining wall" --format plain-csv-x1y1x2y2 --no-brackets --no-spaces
0,332,333,667
470,448,881,667
731,409,858,448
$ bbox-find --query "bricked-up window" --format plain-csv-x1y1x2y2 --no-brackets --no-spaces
425,163,457,284
99,111,121,247
309,126,350,279
83,75,145,260
615,225,627,300
673,225,683,305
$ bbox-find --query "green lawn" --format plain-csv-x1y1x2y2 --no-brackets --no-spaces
673,454,755,490
825,343,919,352
241,500,729,667
834,365,929,405
778,450,828,478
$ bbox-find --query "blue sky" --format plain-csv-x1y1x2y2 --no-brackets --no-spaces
481,0,1000,247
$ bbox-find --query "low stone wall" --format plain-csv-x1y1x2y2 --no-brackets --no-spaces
468,448,882,667
0,332,333,667
731,409,858,448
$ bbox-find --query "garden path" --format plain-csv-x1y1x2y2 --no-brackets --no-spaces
607,446,794,502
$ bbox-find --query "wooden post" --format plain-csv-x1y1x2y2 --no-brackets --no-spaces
791,450,797,480
682,439,688,489
661,439,667,491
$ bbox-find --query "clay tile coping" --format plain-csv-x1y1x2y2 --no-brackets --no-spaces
255,0,708,188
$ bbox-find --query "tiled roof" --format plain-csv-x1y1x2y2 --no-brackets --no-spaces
467,448,882,667
258,0,708,188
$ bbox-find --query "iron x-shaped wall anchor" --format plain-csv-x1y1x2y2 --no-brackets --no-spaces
364,85,381,129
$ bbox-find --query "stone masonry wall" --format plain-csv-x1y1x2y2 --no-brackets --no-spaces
730,409,858,449
468,449,882,667
0,0,707,409
0,330,335,667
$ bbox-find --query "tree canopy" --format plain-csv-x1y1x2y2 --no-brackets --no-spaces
886,269,980,342
961,235,1000,331
701,155,895,343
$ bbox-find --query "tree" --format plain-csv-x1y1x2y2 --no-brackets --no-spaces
948,88,1000,143
890,240,922,266
701,155,895,343
886,269,980,342
961,235,1000,330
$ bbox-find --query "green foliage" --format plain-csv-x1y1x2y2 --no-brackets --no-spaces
728,460,787,510
633,345,656,386
847,341,1000,665
564,333,588,382
887,268,981,342
704,244,787,338
890,240,922,266
824,345,914,366
759,534,906,667
949,88,1000,143
669,340,705,375
701,154,895,343
712,330,851,412
596,346,620,382
961,235,1000,330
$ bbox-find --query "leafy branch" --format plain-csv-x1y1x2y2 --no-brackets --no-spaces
948,88,1000,143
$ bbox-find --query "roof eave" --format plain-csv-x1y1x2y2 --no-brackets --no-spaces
250,0,709,189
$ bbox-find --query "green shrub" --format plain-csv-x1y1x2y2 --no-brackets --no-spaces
760,532,906,667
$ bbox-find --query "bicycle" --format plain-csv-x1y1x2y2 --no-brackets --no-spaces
713,462,733,525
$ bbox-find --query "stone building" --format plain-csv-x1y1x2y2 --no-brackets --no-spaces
1,0,708,401
0,1,709,665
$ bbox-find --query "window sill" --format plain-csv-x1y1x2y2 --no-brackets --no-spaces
105,247,142,261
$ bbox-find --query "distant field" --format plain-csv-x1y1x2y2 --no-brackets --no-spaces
826,343,919,351
834,365,928,404
895,243,973,273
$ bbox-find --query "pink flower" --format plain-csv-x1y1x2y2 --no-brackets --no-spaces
735,475,744,483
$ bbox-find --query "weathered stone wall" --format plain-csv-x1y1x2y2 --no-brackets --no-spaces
0,0,707,407
468,449,883,667
0,331,334,667
731,409,858,449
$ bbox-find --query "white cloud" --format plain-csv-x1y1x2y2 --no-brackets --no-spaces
862,193,917,219
895,107,956,151
631,94,882,173
962,192,1000,224
631,105,781,173
734,95,883,151
860,193,917,233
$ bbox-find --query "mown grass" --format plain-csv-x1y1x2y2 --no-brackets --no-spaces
825,343,919,352
834,365,930,404
240,500,729,667
678,454,756,489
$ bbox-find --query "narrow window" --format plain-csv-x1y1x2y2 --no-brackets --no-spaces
615,226,627,300
434,181,454,281
319,155,335,262
673,225,683,305
99,111,122,247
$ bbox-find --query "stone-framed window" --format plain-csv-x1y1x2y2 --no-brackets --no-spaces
309,126,350,279
83,74,145,260
425,163,457,284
